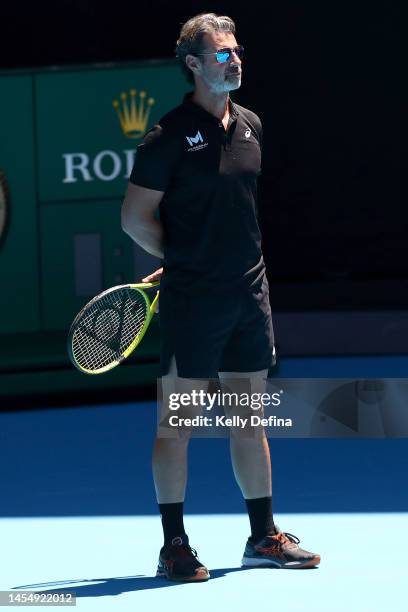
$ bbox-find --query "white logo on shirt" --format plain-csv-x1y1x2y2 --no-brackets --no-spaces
185,130,208,152
186,131,204,146
245,128,251,138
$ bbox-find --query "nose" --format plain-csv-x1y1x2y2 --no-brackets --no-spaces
230,49,242,64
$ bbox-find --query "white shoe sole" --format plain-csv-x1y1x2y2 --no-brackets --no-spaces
242,555,321,569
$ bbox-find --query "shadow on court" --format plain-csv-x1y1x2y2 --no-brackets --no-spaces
13,568,248,596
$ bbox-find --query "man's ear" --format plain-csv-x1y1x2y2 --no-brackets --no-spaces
185,54,202,78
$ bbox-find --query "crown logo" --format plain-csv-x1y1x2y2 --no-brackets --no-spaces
112,89,155,139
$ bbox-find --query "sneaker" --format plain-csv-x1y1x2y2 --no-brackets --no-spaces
242,528,321,569
156,535,210,581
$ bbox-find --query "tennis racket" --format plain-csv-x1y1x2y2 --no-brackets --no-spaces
67,282,159,374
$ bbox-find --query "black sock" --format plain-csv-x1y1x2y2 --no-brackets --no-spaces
245,496,277,541
158,502,187,546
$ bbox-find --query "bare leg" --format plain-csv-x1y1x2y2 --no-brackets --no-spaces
218,370,272,499
153,357,208,503
152,437,190,503
153,359,211,581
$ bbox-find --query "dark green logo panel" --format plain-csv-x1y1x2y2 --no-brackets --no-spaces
0,75,40,335
36,63,189,202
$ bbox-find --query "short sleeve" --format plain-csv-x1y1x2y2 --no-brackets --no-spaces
252,113,263,175
129,123,179,191
253,113,263,151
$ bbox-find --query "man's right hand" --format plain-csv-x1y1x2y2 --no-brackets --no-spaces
142,267,163,283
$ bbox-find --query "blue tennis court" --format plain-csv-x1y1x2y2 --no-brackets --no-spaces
1,356,407,611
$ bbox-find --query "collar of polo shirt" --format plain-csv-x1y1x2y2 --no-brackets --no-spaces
183,92,239,123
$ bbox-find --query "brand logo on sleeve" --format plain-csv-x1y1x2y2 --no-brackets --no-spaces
245,128,251,138
186,130,208,152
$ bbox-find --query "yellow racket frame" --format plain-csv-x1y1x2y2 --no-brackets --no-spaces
68,281,160,375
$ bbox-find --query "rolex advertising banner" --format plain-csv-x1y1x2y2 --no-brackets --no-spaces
0,61,189,341
36,62,188,201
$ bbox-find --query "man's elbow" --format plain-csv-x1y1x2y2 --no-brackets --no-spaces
121,200,135,236
121,202,151,243
121,205,128,234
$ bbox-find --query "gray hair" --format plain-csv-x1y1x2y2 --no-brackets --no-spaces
176,13,236,83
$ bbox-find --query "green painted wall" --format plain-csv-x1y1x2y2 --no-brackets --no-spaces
40,199,136,330
0,76,40,334
0,61,188,388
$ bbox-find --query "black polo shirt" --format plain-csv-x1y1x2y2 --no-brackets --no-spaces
129,92,266,294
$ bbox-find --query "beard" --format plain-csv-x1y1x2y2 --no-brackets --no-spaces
202,70,242,93
225,71,242,90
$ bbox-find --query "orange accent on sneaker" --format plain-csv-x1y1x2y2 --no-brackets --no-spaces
256,545,285,558
255,532,297,556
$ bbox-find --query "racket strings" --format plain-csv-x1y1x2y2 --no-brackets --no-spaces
71,288,148,371
119,297,147,352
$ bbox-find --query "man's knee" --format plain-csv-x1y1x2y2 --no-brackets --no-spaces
154,434,191,453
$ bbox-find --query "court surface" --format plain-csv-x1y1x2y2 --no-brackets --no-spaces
1,512,407,611
1,355,407,611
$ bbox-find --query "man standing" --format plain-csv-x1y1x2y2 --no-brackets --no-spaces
122,13,320,581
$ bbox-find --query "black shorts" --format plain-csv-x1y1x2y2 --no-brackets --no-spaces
159,275,275,378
